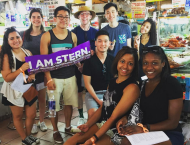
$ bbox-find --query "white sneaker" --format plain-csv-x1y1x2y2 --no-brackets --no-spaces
31,124,38,134
38,121,48,132
77,118,86,126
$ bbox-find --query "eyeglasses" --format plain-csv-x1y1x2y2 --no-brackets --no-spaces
102,64,106,76
56,16,70,20
142,46,162,54
80,12,91,16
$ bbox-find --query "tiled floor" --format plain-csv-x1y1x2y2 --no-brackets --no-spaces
0,103,87,145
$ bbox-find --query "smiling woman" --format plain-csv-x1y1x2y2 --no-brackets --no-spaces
117,46,184,145
20,7,48,135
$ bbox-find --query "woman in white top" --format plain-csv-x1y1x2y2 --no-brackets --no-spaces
0,27,40,145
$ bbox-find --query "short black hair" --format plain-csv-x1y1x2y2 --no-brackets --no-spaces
112,46,138,80
95,30,109,40
54,6,70,17
104,3,118,13
118,19,129,25
142,46,171,80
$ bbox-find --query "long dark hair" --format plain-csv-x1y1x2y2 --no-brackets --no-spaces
141,18,157,45
25,8,45,41
112,46,139,80
0,27,20,71
142,46,171,80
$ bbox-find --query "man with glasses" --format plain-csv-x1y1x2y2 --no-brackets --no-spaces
83,30,114,119
72,6,98,126
40,6,81,144
102,3,132,57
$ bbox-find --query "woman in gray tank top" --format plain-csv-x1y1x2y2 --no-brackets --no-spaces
20,8,48,134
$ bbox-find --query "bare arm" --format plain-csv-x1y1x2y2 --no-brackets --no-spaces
127,38,131,47
71,32,81,68
1,54,29,82
95,84,140,139
83,75,102,106
40,32,55,89
148,98,183,131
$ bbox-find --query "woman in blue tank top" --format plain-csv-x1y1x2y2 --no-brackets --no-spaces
134,18,157,79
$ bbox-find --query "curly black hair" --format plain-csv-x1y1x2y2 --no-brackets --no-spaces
25,8,45,41
0,27,20,71
141,18,157,45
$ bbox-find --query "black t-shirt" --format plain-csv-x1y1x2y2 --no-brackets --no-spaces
82,53,114,91
98,77,138,130
140,75,183,132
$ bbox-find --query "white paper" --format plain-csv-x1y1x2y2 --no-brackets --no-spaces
126,131,169,145
11,73,32,93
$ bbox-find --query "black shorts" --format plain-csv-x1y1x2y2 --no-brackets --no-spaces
35,72,44,84
75,66,84,93
2,95,37,107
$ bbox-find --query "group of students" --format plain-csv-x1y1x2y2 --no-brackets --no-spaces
0,2,184,145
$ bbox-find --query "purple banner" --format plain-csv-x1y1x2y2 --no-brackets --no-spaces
25,41,91,75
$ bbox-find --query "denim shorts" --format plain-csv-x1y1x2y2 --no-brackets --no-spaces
85,90,106,111
164,131,184,145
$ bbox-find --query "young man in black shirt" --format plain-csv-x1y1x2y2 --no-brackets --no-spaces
83,30,114,118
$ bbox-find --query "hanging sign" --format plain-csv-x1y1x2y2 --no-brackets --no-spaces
172,0,186,7
131,2,146,19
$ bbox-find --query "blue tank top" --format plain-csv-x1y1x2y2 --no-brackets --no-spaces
48,29,75,79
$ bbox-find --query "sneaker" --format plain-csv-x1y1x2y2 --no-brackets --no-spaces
28,135,40,144
22,136,36,145
53,131,63,144
38,121,48,132
31,124,38,134
77,118,86,126
65,126,75,135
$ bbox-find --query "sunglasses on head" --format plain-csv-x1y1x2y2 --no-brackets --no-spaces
5,26,16,31
142,46,162,54
31,8,42,12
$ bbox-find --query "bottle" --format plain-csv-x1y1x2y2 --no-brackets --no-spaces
10,9,16,26
180,76,186,100
5,10,11,27
48,90,56,118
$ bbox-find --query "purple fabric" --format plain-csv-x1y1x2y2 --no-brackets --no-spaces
25,41,91,74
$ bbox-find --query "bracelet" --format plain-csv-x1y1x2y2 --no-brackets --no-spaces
137,123,149,133
146,124,150,131
19,68,27,83
93,134,99,141
90,137,96,145
47,79,53,85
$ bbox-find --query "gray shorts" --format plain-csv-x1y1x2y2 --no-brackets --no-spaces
85,90,106,111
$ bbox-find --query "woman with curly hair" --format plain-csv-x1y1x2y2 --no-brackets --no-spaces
0,27,40,145
134,18,157,79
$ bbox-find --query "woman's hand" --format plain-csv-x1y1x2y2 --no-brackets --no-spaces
97,99,103,106
116,116,128,134
119,125,144,136
20,62,29,71
78,123,89,133
78,63,84,73
27,74,35,82
134,35,140,49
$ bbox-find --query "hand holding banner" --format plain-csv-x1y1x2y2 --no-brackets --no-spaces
25,41,91,75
